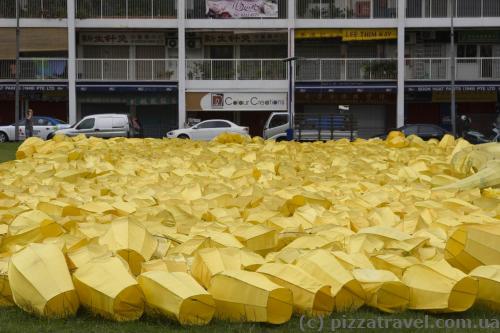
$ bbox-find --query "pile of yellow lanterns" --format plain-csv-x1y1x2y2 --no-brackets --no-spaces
0,132,498,324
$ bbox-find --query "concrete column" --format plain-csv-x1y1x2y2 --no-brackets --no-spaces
177,0,186,128
67,0,77,124
288,0,296,127
396,0,406,127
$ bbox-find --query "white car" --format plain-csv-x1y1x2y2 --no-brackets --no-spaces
0,116,70,142
166,120,249,141
52,114,131,139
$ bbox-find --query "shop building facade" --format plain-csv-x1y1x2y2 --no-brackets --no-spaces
1,0,500,137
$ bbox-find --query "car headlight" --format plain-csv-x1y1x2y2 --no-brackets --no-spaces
167,132,174,136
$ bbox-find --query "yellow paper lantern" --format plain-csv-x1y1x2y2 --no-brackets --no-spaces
138,271,215,325
8,243,79,318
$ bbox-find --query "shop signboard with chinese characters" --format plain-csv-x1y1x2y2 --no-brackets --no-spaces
202,32,286,45
206,0,278,18
79,32,165,46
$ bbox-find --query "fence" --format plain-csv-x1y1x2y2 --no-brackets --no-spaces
186,59,288,80
405,58,450,80
76,0,177,19
296,58,397,81
0,58,67,80
406,0,500,18
406,57,500,80
0,0,67,18
76,59,178,81
297,0,397,19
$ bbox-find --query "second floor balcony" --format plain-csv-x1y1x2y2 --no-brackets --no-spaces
186,59,288,80
0,0,67,19
406,0,500,18
296,58,398,81
76,59,178,81
76,0,177,19
296,0,398,19
406,57,500,81
0,58,67,81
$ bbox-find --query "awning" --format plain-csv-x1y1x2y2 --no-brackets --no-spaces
76,84,178,93
296,83,397,93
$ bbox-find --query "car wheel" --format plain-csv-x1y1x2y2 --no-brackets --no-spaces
177,134,190,139
46,132,55,140
0,132,8,143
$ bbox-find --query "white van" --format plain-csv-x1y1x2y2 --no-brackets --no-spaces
52,114,130,139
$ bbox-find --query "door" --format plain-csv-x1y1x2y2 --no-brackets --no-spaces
265,113,289,139
210,46,234,80
193,120,232,141
111,116,129,137
95,117,113,138
480,45,493,78
74,117,96,136
349,105,387,138
32,117,53,139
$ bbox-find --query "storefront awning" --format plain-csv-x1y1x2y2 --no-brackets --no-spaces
76,84,178,93
296,83,397,93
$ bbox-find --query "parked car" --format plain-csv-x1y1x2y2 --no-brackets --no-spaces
373,124,450,141
50,114,130,139
166,120,249,141
0,116,70,142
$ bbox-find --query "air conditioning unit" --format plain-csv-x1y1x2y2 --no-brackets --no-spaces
421,31,436,40
187,39,202,49
167,39,178,49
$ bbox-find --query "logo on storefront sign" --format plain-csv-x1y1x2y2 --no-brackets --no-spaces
211,94,225,108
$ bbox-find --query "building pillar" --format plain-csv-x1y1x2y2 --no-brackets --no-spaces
178,1,186,128
288,0,296,127
67,0,77,124
397,0,406,127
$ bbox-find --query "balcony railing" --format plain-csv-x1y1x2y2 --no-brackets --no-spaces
186,0,288,19
296,0,397,19
406,57,500,80
76,59,178,81
0,0,67,18
405,58,450,80
0,58,68,81
296,58,397,81
406,0,500,18
186,59,288,80
76,0,177,19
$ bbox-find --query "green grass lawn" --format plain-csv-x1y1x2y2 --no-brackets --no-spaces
0,142,21,163
0,142,498,332
0,306,498,333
